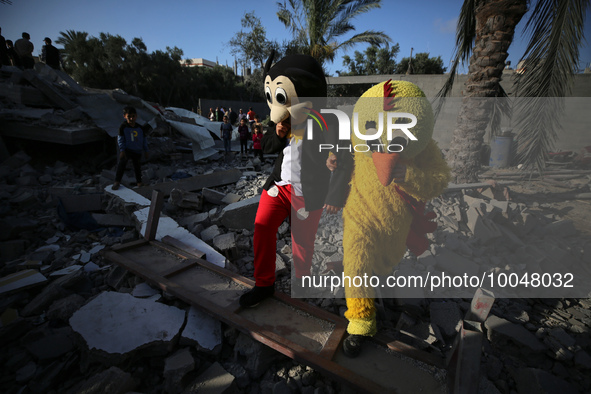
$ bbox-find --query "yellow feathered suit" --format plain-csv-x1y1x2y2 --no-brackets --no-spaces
343,80,451,336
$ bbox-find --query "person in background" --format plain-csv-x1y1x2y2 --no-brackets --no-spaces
0,27,9,66
220,115,233,154
208,108,215,121
113,106,149,190
228,107,238,125
238,108,247,124
252,123,263,161
247,107,256,132
216,107,225,122
5,40,21,68
238,117,250,156
41,37,60,70
14,32,34,69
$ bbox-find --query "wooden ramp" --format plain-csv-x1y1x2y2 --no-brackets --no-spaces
102,236,447,393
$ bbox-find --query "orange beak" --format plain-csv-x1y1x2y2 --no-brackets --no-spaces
372,152,400,186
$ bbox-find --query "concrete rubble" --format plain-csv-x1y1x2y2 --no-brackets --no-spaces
2,65,591,393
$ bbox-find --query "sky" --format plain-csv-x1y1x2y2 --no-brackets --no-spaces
1,0,590,77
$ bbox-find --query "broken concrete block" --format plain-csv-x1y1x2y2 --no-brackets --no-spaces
24,326,75,361
22,70,77,110
46,294,86,323
276,253,288,276
219,196,260,231
202,187,227,205
0,269,47,296
70,366,137,394
201,225,221,243
484,315,547,354
181,306,222,354
465,288,495,322
429,301,462,337
178,212,209,229
221,193,241,204
213,232,236,251
466,206,502,243
183,362,236,394
106,265,130,290
515,367,577,394
131,283,160,298
169,188,202,209
69,291,185,355
213,232,239,260
21,270,84,316
234,332,283,379
164,348,195,393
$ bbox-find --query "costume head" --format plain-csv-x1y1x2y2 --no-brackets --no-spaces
263,52,326,127
352,80,434,186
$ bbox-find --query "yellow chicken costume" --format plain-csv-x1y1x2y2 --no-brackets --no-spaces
342,80,450,357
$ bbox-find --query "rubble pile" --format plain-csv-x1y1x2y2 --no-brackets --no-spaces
1,65,591,393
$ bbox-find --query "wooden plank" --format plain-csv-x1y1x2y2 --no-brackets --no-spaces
160,259,200,278
145,190,164,241
162,235,206,259
102,238,446,393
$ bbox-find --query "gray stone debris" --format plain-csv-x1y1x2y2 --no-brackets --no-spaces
1,65,591,393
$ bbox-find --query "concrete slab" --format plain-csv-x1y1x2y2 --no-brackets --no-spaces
219,196,261,231
183,362,236,394
69,291,185,354
181,306,222,352
0,269,47,295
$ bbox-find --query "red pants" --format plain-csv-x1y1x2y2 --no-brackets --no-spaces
253,184,323,286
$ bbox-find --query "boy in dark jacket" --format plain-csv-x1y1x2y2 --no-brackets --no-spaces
113,106,149,190
238,117,250,155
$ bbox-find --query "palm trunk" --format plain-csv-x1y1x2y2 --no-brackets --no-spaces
448,0,527,183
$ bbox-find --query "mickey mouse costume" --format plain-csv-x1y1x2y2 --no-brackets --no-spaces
239,52,353,307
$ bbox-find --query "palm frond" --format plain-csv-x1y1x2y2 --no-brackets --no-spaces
514,0,589,172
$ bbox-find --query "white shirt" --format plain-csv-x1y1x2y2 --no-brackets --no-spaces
276,137,303,196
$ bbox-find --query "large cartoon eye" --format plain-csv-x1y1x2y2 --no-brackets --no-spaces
275,87,287,105
265,86,272,103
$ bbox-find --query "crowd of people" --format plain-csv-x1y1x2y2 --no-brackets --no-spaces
212,106,264,158
0,28,61,70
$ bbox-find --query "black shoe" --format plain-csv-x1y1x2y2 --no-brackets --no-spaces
343,334,366,358
239,285,274,307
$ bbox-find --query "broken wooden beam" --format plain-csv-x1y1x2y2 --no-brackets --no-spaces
144,190,164,241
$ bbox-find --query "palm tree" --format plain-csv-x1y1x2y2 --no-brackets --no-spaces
439,0,589,183
276,0,391,67
55,30,89,71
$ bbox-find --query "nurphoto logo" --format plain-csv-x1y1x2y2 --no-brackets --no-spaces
305,108,419,153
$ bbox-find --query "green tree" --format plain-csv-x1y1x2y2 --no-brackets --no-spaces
276,0,391,66
340,44,400,75
440,0,589,182
395,52,446,74
229,11,279,72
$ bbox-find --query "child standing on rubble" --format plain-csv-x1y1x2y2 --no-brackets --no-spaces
112,106,149,190
252,124,263,160
238,117,250,156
